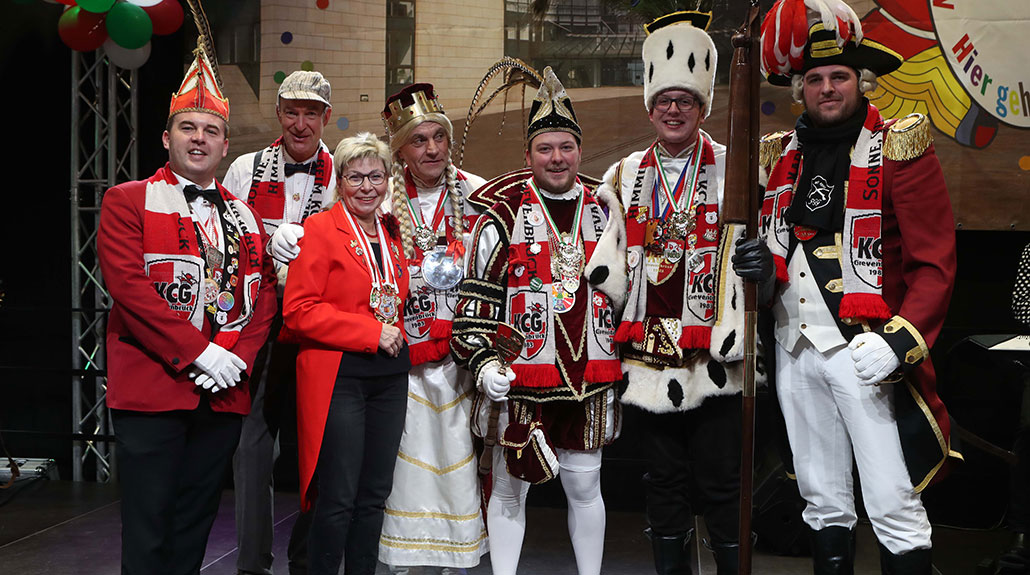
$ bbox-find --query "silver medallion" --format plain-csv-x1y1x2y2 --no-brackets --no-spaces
422,247,464,291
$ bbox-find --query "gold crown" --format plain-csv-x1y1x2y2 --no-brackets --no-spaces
384,89,445,135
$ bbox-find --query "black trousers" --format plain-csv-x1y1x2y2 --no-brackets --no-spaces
1010,423,1030,533
233,328,310,575
308,372,407,575
112,398,242,575
637,393,742,545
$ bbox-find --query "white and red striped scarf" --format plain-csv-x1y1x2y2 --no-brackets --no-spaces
760,102,892,321
142,165,265,350
505,182,621,388
617,134,722,349
400,168,480,366
245,137,332,232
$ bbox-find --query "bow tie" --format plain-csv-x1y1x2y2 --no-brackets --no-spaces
284,162,313,177
183,185,221,204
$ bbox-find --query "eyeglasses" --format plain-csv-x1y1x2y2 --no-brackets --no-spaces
654,95,700,112
343,171,387,186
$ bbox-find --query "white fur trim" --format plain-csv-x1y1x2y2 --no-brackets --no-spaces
585,159,628,314
621,354,743,413
643,22,718,117
710,223,746,362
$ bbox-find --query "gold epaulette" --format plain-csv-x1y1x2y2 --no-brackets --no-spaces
760,130,791,170
884,113,933,161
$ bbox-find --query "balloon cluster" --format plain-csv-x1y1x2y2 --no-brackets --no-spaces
55,0,184,69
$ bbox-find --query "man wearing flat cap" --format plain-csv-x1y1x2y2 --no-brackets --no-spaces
223,69,336,575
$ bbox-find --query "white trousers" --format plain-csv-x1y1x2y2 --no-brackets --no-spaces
775,339,931,554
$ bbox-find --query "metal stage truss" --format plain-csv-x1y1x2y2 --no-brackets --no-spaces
70,49,137,482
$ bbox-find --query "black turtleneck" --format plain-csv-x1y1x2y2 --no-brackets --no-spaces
786,102,867,232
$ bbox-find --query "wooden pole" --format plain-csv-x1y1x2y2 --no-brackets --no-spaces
722,3,762,573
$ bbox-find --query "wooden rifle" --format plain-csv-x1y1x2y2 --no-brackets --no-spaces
722,2,762,573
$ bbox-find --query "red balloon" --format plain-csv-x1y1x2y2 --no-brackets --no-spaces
58,6,108,52
140,0,184,36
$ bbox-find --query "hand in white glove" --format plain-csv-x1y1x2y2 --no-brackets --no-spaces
479,361,517,402
268,223,305,264
192,342,247,391
849,332,900,385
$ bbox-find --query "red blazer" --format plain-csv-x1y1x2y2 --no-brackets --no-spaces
282,201,409,510
97,165,278,414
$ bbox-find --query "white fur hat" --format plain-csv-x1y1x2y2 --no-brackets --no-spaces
642,11,718,118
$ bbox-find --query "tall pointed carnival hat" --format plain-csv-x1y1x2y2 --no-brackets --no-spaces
168,0,229,122
760,0,903,86
527,66,581,144
642,9,717,117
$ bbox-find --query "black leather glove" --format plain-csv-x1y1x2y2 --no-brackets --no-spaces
732,238,773,281
732,237,776,305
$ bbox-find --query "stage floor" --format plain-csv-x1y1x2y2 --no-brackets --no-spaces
0,479,1013,574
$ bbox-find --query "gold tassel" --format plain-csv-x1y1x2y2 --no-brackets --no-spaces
759,131,789,170
884,113,933,161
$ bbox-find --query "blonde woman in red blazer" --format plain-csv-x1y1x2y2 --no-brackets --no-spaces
283,132,410,575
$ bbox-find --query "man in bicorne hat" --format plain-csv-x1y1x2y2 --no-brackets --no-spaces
97,44,277,575
734,0,958,572
451,67,622,575
378,83,488,574
585,10,749,574
222,69,335,575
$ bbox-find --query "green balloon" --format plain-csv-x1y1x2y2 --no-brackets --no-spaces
77,0,116,13
107,2,153,50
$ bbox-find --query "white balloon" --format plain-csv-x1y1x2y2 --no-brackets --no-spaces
104,38,152,70
127,0,163,6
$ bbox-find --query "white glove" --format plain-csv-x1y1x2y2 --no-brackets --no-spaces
268,223,305,264
479,361,516,402
192,342,247,390
193,377,230,393
849,332,900,385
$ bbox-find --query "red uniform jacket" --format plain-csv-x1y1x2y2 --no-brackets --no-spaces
282,202,409,511
97,165,278,414
878,143,959,488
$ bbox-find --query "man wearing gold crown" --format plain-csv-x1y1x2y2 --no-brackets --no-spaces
584,10,749,574
451,67,622,575
97,45,277,575
733,0,958,572
377,83,488,574
222,69,335,575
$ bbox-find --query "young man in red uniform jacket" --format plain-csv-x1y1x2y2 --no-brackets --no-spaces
97,43,277,575
734,1,959,573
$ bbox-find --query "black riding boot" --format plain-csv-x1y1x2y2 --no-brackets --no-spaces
811,527,856,575
878,542,932,575
711,542,739,575
646,527,693,575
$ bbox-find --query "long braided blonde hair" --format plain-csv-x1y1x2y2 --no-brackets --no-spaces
388,115,465,259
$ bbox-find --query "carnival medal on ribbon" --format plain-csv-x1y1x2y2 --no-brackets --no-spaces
652,132,704,266
528,179,586,294
343,207,401,324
